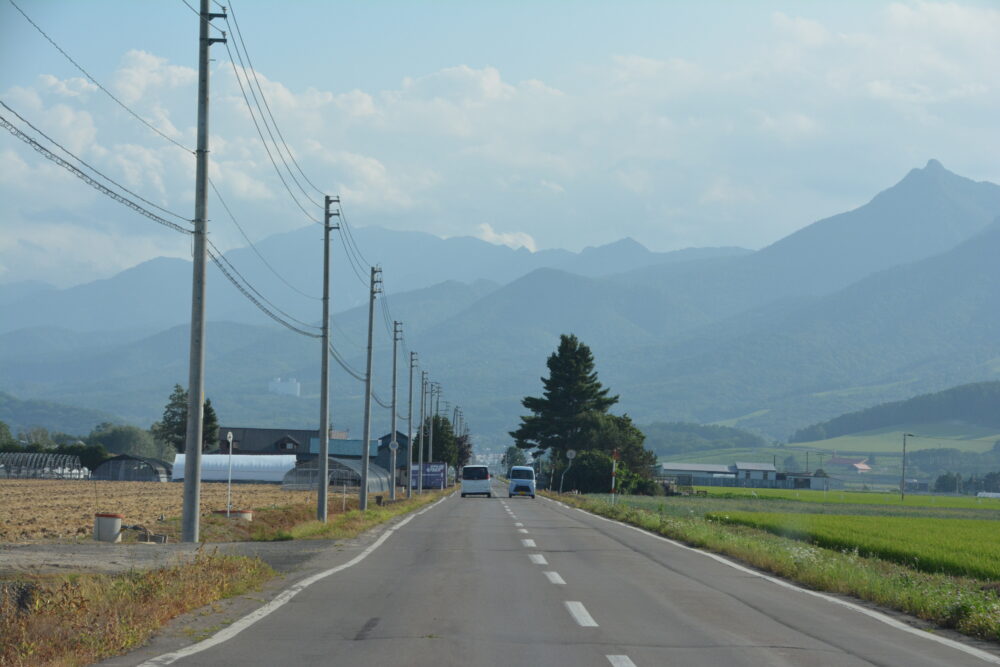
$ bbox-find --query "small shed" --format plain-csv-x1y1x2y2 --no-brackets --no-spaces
92,454,172,482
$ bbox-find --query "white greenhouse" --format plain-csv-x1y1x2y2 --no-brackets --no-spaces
171,454,297,483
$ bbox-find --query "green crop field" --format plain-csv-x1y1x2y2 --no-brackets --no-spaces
708,511,1000,580
697,486,1000,509
790,423,1000,454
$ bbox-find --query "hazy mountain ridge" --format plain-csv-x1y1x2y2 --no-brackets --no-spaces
3,161,1000,444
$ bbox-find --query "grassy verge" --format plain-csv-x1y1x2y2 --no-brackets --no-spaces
1,489,452,666
0,550,272,667
154,489,450,542
547,492,1000,641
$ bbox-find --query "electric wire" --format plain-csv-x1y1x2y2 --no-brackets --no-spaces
207,239,320,331
328,342,366,382
178,0,226,33
209,179,321,300
222,39,320,223
208,245,320,338
8,0,195,155
0,112,192,235
225,0,327,198
1,100,191,224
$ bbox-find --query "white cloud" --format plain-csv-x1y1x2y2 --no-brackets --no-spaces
113,50,196,105
475,223,536,252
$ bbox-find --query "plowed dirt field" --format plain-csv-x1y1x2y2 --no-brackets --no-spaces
0,479,314,542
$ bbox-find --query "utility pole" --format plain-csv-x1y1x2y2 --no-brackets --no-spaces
418,370,427,493
389,321,401,501
407,351,417,498
359,266,381,511
317,196,339,521
428,382,438,467
182,0,225,544
901,433,914,501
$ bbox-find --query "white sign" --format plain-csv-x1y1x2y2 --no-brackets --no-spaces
389,440,399,451
566,449,576,460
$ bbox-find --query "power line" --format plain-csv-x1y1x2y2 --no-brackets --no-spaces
0,111,192,235
207,239,320,331
8,0,195,155
1,100,191,224
178,0,226,33
222,39,320,223
209,178,321,300
328,342,366,382
208,244,320,338
225,0,326,198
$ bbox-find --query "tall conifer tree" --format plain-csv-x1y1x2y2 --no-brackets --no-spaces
510,334,618,458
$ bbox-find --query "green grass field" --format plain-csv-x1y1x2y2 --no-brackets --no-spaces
708,511,1000,580
697,486,1000,509
789,422,1000,454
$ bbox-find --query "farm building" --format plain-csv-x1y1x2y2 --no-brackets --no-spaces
656,461,844,490
171,454,297,482
92,454,172,482
0,452,89,479
216,426,350,454
281,457,393,494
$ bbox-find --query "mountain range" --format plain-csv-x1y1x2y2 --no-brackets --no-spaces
3,159,1000,448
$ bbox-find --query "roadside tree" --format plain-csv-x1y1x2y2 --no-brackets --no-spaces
150,385,219,452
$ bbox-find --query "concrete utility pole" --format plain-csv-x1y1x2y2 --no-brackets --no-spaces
407,351,417,498
428,382,438,466
182,0,226,544
900,433,915,501
317,196,339,521
359,266,381,511
418,371,427,493
389,321,401,501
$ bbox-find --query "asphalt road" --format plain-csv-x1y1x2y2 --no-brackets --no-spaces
130,481,1000,667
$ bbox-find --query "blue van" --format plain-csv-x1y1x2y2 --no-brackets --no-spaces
508,466,536,498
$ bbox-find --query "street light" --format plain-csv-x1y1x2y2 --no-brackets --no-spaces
900,433,915,501
560,449,576,494
226,431,234,517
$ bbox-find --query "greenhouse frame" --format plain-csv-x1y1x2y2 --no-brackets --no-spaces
171,454,298,482
282,457,392,494
92,454,172,482
0,452,90,479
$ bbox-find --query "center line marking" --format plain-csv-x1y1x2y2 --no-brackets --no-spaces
565,601,598,627
544,571,566,585
521,538,536,547
529,554,548,565
518,528,529,533
607,656,636,667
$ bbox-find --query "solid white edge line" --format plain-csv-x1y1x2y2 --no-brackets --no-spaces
544,571,566,585
529,554,548,565
541,497,1000,665
140,495,451,666
606,656,637,667
565,600,599,627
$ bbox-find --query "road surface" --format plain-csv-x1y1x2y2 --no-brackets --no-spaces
122,480,1000,666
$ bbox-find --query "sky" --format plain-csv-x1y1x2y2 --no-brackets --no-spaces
1,0,999,288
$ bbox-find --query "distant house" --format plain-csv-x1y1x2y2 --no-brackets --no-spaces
657,461,843,490
217,426,351,456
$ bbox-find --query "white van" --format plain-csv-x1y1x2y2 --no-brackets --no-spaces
508,466,536,498
461,464,492,498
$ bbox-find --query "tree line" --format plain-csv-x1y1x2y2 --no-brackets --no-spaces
0,384,219,470
790,381,1000,443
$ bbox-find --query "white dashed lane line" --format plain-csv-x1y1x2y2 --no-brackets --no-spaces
565,601,599,627
518,528,529,533
544,571,566,585
529,554,548,565
606,656,637,667
521,538,536,547
515,522,523,527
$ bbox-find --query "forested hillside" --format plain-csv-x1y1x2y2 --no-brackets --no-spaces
640,422,767,455
790,382,1000,442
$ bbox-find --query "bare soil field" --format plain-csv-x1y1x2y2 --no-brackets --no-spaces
0,479,316,542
